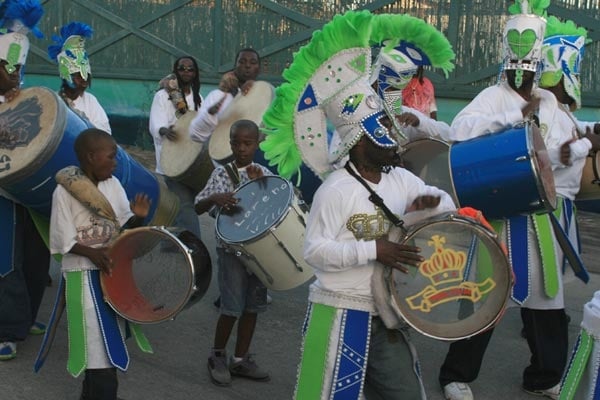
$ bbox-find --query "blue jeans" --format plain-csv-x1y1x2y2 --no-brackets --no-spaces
217,248,267,317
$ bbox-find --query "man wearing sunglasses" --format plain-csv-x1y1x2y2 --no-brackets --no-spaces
149,55,204,240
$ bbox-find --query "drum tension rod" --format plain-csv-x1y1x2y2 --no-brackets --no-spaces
235,249,275,285
270,228,304,272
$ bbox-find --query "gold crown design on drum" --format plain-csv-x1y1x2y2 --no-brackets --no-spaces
406,233,497,313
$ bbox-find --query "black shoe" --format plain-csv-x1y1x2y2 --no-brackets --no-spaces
213,297,221,308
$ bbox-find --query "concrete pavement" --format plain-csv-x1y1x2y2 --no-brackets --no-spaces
1,212,599,400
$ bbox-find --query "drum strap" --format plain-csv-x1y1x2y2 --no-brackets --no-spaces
224,162,241,186
344,162,405,229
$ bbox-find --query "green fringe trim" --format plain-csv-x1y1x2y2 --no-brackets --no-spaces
260,10,456,179
545,15,590,43
508,0,550,17
370,14,455,77
260,10,375,179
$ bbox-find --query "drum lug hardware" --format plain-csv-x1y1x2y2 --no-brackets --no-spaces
271,229,304,272
515,156,528,162
236,249,275,285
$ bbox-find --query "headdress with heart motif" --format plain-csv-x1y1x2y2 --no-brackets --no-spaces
47,22,93,86
0,0,44,74
502,0,549,88
539,15,589,110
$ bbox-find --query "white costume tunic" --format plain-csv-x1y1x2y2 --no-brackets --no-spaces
50,177,133,370
149,90,197,174
305,163,455,308
449,82,570,309
72,91,112,134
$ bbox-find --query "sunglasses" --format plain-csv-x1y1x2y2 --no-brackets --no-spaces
177,66,195,72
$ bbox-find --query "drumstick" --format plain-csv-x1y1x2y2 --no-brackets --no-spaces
208,94,229,115
560,103,584,140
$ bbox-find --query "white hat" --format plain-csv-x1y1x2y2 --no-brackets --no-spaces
501,0,548,87
0,0,44,73
540,16,588,109
47,22,93,85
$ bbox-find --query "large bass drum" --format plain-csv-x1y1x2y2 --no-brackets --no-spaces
160,110,215,192
386,213,512,341
208,81,275,164
0,87,178,226
216,175,314,291
101,226,212,324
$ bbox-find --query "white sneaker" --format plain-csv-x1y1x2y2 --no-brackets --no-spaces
523,383,560,400
266,293,273,305
443,382,474,400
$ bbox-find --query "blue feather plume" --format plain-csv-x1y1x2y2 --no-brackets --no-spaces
0,0,44,38
47,22,93,61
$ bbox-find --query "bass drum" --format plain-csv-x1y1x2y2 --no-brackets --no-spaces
160,110,215,192
0,87,178,226
386,213,512,341
216,175,313,291
208,81,275,164
101,226,212,324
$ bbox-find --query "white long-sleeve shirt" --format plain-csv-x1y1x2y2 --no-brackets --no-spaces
188,89,234,144
304,163,455,307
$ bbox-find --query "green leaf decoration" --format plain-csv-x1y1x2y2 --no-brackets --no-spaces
507,28,537,59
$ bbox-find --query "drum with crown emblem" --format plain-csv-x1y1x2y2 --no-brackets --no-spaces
385,212,512,341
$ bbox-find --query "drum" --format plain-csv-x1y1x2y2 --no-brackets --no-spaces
208,81,275,164
576,151,600,201
0,87,178,225
101,226,212,324
400,138,458,205
449,124,556,219
215,175,314,291
386,213,512,341
160,110,215,192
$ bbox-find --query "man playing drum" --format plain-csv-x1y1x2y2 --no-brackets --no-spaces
438,2,589,399
0,0,50,361
47,22,112,134
260,11,460,400
188,48,261,150
194,119,272,387
148,56,203,240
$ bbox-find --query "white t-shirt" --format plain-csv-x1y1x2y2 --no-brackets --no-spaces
49,176,133,272
72,91,112,134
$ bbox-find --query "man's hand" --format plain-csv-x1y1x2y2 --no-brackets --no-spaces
560,139,574,166
87,247,113,275
376,239,423,273
246,164,264,180
522,97,541,119
130,193,151,219
218,71,239,94
240,80,255,96
212,192,239,213
159,126,178,141
406,195,441,212
396,112,420,127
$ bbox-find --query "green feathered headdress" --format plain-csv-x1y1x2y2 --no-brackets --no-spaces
261,11,456,182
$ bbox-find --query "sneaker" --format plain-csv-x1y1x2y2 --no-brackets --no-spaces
0,342,16,361
29,321,47,335
523,383,560,400
229,354,270,381
208,351,231,386
266,294,273,305
443,382,474,400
